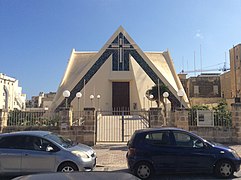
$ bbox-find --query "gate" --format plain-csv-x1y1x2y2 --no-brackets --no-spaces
96,110,150,142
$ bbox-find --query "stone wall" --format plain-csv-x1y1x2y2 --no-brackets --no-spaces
174,105,239,144
2,103,241,145
174,108,189,131
231,103,241,143
59,108,95,146
149,108,164,127
189,127,233,143
1,108,96,146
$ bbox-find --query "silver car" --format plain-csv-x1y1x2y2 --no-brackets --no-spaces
0,131,96,175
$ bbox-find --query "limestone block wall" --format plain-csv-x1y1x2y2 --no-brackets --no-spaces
174,108,234,143
59,108,95,146
149,108,164,127
174,109,189,131
189,127,233,143
1,108,96,146
231,103,241,143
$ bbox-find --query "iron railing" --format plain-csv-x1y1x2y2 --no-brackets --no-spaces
188,109,232,127
7,110,60,127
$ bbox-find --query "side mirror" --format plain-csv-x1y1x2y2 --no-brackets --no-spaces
46,146,54,152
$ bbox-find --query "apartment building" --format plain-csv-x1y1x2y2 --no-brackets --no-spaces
0,73,26,111
229,44,241,101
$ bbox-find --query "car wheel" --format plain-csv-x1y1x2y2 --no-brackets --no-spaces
215,160,234,178
134,162,153,179
57,162,78,172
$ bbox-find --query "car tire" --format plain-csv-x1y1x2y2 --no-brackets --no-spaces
57,162,78,172
134,161,153,179
215,160,234,178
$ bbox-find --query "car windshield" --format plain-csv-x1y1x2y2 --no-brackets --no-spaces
44,133,74,148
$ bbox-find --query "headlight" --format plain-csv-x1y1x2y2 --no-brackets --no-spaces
229,149,240,159
72,151,89,159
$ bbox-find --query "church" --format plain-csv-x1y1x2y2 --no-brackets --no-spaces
50,26,190,112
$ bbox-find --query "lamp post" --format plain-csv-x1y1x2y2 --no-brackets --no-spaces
76,92,82,118
163,92,169,126
149,94,154,108
143,96,146,110
90,95,94,107
63,90,70,109
97,95,101,110
177,89,184,108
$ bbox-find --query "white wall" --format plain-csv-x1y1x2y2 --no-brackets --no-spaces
70,54,160,111
0,73,26,111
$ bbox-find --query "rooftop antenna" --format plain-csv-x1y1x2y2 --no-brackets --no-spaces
224,52,227,71
187,59,189,73
194,51,196,76
182,56,184,73
200,44,202,73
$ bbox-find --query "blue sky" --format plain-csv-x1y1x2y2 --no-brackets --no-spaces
1,0,241,99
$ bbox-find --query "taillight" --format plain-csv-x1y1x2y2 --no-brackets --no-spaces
128,148,136,156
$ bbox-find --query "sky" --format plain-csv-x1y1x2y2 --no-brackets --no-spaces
1,0,241,99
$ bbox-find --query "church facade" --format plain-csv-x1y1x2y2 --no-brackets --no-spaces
51,26,189,112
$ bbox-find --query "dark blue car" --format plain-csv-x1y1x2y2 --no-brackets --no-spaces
126,127,241,179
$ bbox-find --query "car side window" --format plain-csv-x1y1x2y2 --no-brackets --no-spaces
145,132,170,146
41,138,59,152
23,136,39,151
23,136,59,152
173,132,204,148
0,135,25,149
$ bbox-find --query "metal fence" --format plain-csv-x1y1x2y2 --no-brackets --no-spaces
188,109,232,127
96,109,150,142
72,111,86,126
7,110,60,127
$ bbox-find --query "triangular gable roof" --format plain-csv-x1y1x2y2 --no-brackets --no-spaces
51,26,189,111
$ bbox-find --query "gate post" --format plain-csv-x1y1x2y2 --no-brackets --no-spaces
59,108,72,131
149,108,164,127
83,107,96,145
174,108,189,131
231,103,241,143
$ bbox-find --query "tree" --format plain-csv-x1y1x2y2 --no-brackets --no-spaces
146,84,169,108
212,101,231,126
189,101,231,127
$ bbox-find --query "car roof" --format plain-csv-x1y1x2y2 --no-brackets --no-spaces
12,172,140,180
134,127,189,134
0,131,51,137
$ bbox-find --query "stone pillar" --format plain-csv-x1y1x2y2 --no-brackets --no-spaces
82,108,95,146
149,108,164,127
231,103,241,143
0,109,8,132
174,108,189,131
59,108,72,131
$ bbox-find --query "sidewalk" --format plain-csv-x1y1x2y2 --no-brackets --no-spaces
93,143,128,172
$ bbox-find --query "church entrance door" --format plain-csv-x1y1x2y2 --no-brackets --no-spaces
112,82,130,110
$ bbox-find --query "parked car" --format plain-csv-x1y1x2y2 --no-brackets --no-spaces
0,131,96,175
126,127,241,179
